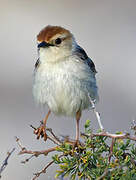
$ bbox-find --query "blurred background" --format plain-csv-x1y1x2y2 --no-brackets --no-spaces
0,0,136,179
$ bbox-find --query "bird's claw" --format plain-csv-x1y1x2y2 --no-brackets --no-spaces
34,125,47,141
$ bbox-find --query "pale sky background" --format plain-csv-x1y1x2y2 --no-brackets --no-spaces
0,0,136,179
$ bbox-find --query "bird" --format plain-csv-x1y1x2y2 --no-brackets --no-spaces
32,25,98,145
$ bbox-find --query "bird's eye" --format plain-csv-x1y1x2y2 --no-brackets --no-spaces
55,38,62,45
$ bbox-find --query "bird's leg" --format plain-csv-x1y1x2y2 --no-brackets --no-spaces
43,110,51,126
73,110,81,148
34,110,51,141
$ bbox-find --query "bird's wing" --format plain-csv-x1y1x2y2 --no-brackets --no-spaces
34,58,40,70
73,45,97,74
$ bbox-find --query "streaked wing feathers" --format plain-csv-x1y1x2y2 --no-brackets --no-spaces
74,45,97,74
35,58,40,69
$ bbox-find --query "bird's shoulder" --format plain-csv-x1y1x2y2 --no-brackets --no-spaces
73,45,97,74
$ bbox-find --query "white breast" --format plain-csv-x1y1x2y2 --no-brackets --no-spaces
33,57,98,116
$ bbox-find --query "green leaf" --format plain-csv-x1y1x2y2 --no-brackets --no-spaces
84,120,90,129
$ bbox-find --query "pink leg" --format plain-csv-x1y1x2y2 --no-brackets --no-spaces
75,110,81,144
34,110,51,141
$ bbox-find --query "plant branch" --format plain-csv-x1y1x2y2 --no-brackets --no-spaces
81,131,136,141
108,138,116,162
88,95,104,131
46,128,62,144
18,146,58,156
31,154,64,180
92,131,136,141
0,148,15,178
15,136,58,156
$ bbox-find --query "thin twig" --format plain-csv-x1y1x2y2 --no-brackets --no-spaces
18,146,58,156
0,148,15,178
32,160,54,180
15,136,26,151
47,136,60,145
21,155,35,164
31,154,64,180
88,95,104,131
108,138,116,162
60,135,85,146
46,128,62,144
81,131,136,141
16,136,57,157
30,124,37,130
92,131,136,141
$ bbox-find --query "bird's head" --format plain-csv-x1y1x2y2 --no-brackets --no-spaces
37,25,75,63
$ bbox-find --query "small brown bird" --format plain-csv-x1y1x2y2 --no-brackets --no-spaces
33,25,98,145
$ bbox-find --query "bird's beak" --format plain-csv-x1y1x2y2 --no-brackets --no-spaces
37,41,54,48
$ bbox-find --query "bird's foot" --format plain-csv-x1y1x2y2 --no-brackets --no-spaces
73,140,79,148
33,123,47,141
72,140,79,153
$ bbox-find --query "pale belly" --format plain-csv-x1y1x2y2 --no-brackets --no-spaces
33,61,98,116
